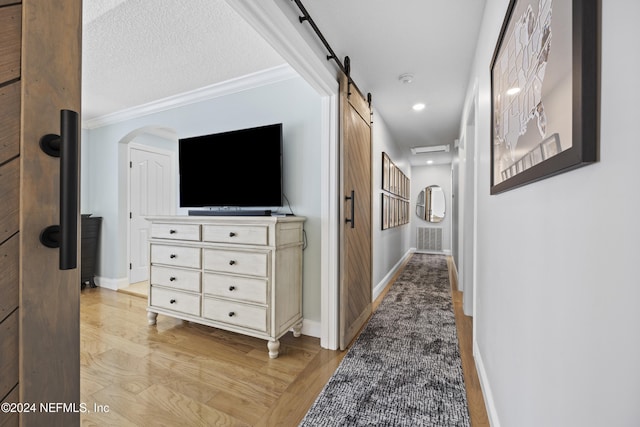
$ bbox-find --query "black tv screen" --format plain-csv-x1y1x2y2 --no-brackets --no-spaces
179,123,283,208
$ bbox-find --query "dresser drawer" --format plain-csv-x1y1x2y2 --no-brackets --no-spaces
151,223,201,241
150,287,200,316
203,273,267,304
203,249,268,277
203,225,268,246
151,244,201,268
203,298,267,332
151,266,201,292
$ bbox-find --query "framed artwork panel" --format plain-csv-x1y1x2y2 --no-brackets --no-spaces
490,0,599,194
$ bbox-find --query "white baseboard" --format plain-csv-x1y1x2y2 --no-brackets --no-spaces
95,276,128,291
301,319,321,338
373,249,414,301
473,340,501,427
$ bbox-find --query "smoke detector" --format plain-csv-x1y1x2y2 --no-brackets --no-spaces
398,73,414,84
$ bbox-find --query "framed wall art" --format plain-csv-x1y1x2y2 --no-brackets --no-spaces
382,153,390,191
381,152,410,230
490,0,599,194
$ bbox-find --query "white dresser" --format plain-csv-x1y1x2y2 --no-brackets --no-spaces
146,215,305,358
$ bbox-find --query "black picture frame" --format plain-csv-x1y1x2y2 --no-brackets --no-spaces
380,151,410,229
490,0,599,195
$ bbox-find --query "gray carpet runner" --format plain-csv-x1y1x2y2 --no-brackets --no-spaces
300,254,470,426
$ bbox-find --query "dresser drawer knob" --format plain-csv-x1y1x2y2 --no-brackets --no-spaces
169,229,177,234
229,232,236,237
229,260,236,265
229,286,236,291
170,254,177,259
228,312,235,317
169,277,176,281
170,299,176,304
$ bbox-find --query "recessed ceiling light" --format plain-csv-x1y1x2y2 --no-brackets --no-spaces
506,87,521,96
412,103,426,111
427,160,434,165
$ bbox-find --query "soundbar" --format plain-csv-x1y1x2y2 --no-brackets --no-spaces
188,209,272,217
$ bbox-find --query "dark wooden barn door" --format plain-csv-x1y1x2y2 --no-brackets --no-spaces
339,73,372,350
0,0,82,425
0,4,21,422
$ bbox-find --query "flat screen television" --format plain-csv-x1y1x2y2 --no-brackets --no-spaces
179,123,283,209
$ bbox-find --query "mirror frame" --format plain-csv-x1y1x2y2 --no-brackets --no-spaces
416,185,445,223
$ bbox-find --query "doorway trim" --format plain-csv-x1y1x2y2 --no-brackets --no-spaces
458,79,479,342
226,0,341,349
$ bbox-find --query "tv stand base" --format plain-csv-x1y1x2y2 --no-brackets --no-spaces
188,209,272,217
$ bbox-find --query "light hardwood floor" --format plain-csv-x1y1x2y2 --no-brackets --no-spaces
448,257,491,427
117,280,149,298
81,256,488,426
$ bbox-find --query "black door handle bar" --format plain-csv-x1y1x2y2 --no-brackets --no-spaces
345,190,355,229
39,109,79,270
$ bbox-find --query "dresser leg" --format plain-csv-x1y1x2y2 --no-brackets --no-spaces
147,311,158,326
267,339,280,359
292,320,303,338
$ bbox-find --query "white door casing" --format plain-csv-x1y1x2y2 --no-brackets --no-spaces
129,144,175,284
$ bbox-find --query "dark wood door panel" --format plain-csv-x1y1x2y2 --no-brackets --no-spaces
0,385,18,427
0,0,22,7
20,1,81,424
0,82,20,165
0,4,21,427
0,310,18,404
0,159,19,244
0,233,18,323
0,4,21,84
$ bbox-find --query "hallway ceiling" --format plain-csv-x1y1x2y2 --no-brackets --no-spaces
82,0,486,166
295,1,487,165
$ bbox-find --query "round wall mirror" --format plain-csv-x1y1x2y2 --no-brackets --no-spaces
416,185,445,223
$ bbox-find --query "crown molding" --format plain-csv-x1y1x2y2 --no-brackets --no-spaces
225,0,338,97
83,63,298,129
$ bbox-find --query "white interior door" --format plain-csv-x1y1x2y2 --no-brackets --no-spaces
129,145,175,284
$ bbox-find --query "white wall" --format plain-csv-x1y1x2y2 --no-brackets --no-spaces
462,1,640,425
83,75,324,323
410,164,452,254
80,128,91,214
371,113,412,299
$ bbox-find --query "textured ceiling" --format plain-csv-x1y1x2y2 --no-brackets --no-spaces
82,0,286,119
82,0,486,166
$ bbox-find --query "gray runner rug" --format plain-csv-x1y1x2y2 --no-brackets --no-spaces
299,254,470,426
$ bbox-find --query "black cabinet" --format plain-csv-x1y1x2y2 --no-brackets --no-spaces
81,215,102,289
